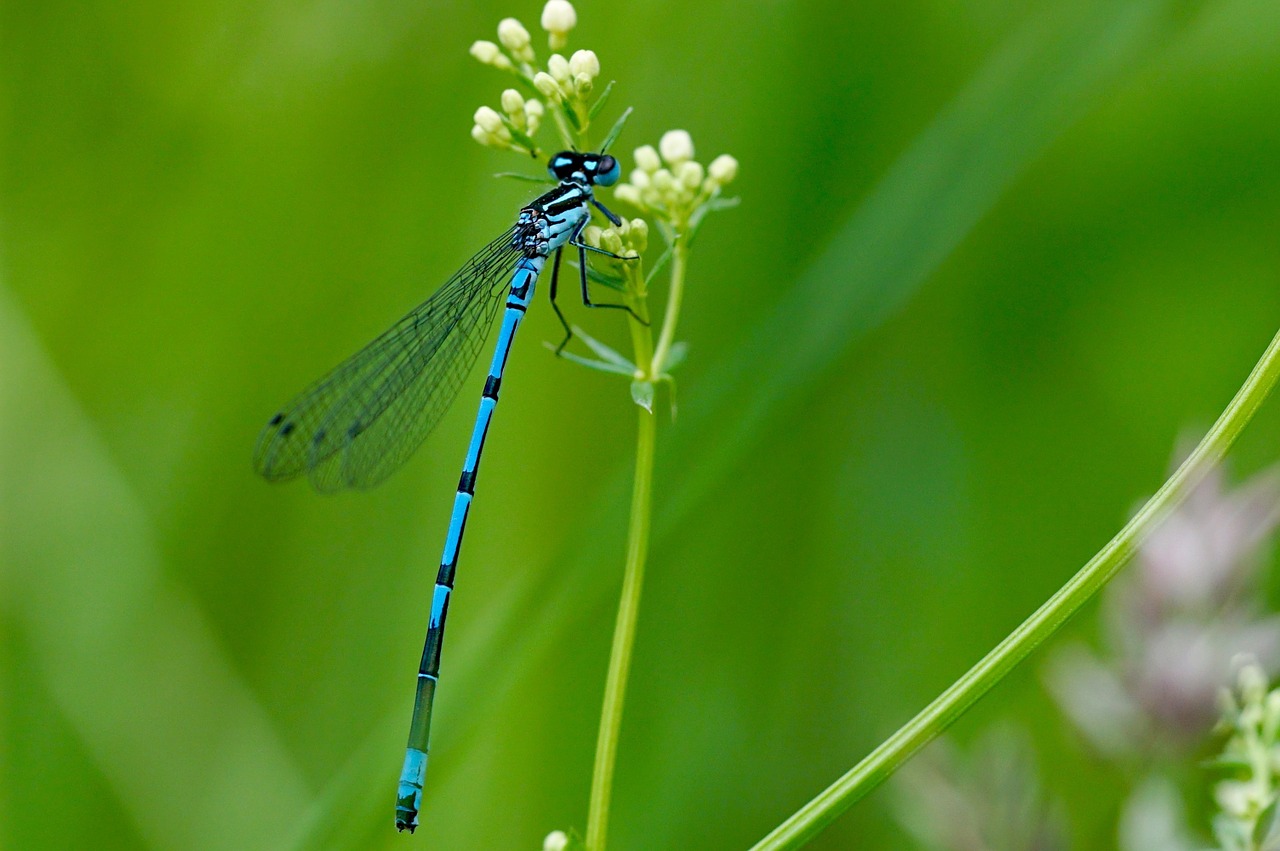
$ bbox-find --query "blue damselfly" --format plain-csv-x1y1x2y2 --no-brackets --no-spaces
254,150,633,831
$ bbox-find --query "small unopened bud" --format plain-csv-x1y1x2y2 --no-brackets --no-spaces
651,168,675,192
1265,691,1280,739
659,130,694,165
473,106,505,135
602,229,623,254
573,72,593,96
533,72,561,101
547,53,571,83
629,169,651,189
583,225,603,248
569,49,599,79
678,160,704,189
634,145,661,173
525,99,545,134
497,18,532,52
470,41,504,66
471,125,491,146
1215,780,1253,818
614,185,643,206
707,154,739,185
541,1,577,51
501,88,525,115
629,218,649,251
543,830,570,851
1242,663,1269,706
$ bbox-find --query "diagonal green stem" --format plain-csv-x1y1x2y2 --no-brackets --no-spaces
585,233,671,851
751,326,1280,850
585,403,655,851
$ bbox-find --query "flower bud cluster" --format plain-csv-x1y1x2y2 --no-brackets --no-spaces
469,3,609,155
471,89,544,155
1211,662,1280,848
533,49,600,103
582,217,649,260
613,130,739,225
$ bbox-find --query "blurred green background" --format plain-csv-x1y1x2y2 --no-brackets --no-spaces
3,0,1280,848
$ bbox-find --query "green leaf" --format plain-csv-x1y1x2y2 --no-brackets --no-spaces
599,106,633,154
571,325,635,369
663,341,689,372
505,123,540,155
493,172,556,184
630,379,655,412
580,262,627,290
588,80,616,120
1255,797,1280,847
662,374,679,421
551,347,636,376
642,245,673,287
561,100,583,132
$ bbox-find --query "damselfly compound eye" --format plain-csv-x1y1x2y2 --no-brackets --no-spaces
595,155,620,186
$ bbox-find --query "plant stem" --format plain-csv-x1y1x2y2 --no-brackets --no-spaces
584,235,677,851
751,327,1280,851
585,403,655,851
651,233,688,374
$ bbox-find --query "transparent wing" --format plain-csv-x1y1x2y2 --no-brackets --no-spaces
254,228,521,492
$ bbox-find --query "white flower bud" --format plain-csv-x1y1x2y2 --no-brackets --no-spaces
1265,691,1280,739
473,106,505,135
533,72,562,101
497,18,531,52
524,99,544,134
470,41,503,66
678,160,704,189
613,184,643,206
541,2,576,51
633,145,661,173
471,125,492,146
629,218,649,251
583,225,603,248
1242,664,1269,706
543,830,570,851
659,130,694,165
651,168,675,192
500,88,525,115
547,53,571,83
569,49,599,79
629,169,651,189
707,154,738,185
573,72,593,95
1215,780,1253,818
541,1,576,32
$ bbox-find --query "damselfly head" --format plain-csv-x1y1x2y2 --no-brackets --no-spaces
548,151,620,187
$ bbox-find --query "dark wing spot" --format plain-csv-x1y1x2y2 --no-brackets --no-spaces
279,422,296,437
269,413,284,426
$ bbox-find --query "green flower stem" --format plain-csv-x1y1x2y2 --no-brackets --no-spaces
585,244,674,851
651,233,688,375
585,401,655,851
751,326,1280,851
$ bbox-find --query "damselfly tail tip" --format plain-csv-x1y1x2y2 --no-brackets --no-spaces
394,801,419,833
